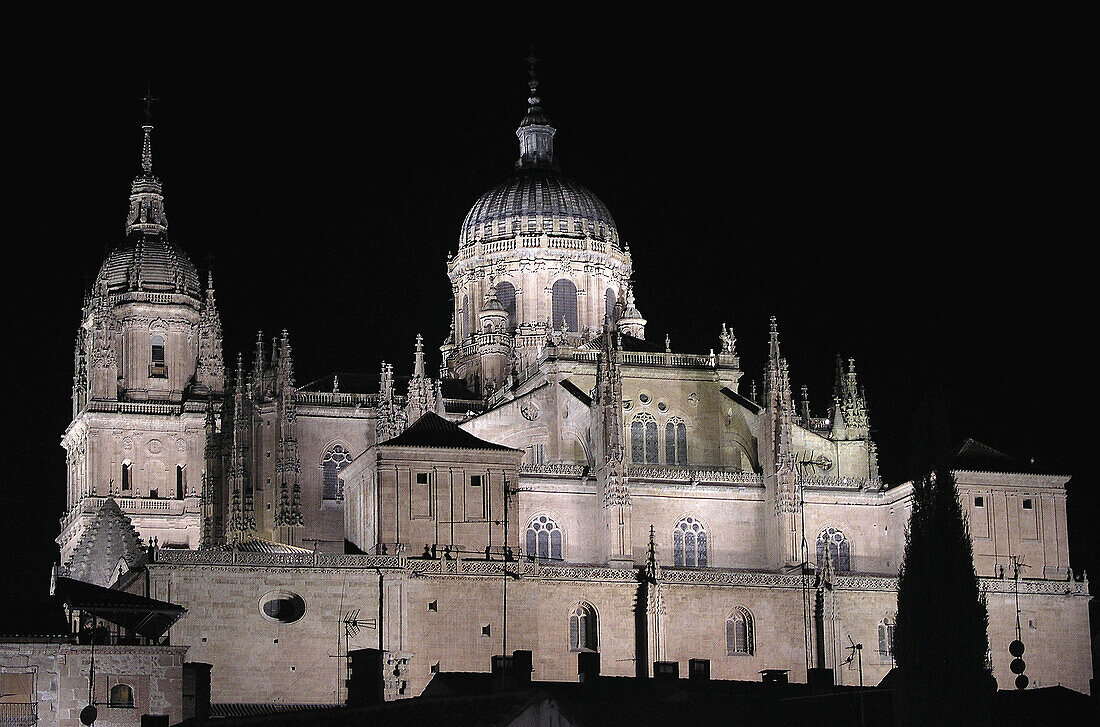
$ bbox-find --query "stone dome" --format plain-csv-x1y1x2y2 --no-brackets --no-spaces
459,167,619,248
95,231,202,299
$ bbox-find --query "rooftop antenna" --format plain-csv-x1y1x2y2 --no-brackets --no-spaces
335,609,377,701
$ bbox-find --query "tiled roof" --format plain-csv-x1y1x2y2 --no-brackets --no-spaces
948,438,1035,474
52,576,185,639
380,412,516,451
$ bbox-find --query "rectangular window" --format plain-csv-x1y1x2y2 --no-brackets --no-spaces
427,600,438,612
411,471,431,519
1022,499,1033,510
974,496,984,507
481,623,491,637
465,474,485,520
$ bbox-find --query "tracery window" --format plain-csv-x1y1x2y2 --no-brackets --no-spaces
673,517,707,567
496,281,517,330
726,607,755,656
321,444,353,501
816,526,851,573
551,279,578,332
878,618,895,660
569,603,598,651
665,417,688,465
525,515,563,561
604,288,618,324
630,413,659,464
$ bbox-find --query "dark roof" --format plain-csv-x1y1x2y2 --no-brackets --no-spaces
618,333,664,353
379,412,517,451
947,438,1051,474
53,576,185,639
720,386,762,415
559,379,592,407
440,377,481,401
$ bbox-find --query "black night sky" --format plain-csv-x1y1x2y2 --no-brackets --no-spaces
3,25,1091,618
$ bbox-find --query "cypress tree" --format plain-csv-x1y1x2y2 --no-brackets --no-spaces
894,465,991,726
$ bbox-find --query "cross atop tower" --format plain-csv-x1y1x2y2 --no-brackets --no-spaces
140,83,158,124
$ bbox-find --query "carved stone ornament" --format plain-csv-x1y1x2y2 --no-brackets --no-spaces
176,438,187,453
146,438,163,454
521,402,540,421
122,436,134,452
688,392,699,407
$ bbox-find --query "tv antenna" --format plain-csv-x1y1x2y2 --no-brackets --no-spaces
332,609,377,702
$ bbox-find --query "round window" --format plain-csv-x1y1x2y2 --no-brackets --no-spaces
259,591,306,624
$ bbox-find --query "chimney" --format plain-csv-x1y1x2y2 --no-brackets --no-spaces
653,661,679,680
578,651,600,683
688,659,710,682
346,649,385,706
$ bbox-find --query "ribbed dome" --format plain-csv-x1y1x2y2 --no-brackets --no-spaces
459,168,619,248
95,231,202,299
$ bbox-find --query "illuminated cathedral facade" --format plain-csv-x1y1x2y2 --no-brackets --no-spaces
55,73,1092,709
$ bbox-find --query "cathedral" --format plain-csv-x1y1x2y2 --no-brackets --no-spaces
52,70,1092,712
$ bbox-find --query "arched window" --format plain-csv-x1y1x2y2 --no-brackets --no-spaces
109,683,135,708
726,607,755,656
121,460,132,491
150,335,166,378
816,526,851,573
570,603,598,651
496,281,517,331
525,515,563,561
878,618,895,660
665,417,688,465
673,517,707,567
551,279,578,332
604,288,618,325
321,444,353,501
176,465,185,499
630,413,659,464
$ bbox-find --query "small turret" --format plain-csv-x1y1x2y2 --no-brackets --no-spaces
616,282,647,340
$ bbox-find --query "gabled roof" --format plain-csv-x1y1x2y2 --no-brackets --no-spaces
61,498,146,587
379,412,517,451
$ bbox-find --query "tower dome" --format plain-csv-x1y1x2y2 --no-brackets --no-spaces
459,170,619,248
458,76,618,249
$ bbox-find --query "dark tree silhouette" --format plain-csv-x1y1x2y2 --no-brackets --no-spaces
894,465,991,726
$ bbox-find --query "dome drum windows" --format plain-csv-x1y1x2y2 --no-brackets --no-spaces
526,515,562,561
551,279,578,333
726,607,755,656
321,444,353,501
673,517,707,567
495,281,517,331
149,335,167,378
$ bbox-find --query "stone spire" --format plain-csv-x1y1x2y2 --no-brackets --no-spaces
196,270,225,394
830,356,871,441
763,317,800,569
413,333,426,378
593,325,632,567
616,281,647,340
516,52,557,170
125,124,169,235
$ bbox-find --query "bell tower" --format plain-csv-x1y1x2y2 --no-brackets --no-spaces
58,118,224,571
